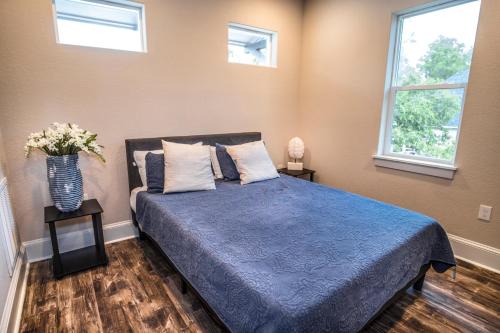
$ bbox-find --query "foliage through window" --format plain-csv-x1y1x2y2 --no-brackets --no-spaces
380,0,481,164
228,23,277,67
53,0,146,52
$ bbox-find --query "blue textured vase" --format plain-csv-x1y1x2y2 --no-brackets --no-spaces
46,154,83,212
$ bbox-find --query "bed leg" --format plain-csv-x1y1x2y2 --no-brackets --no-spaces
413,272,426,291
181,279,187,294
138,229,146,240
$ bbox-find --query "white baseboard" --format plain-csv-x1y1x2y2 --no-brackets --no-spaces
448,233,500,274
23,220,138,263
0,246,28,333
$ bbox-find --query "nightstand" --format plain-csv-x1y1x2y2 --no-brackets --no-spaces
44,199,108,279
278,168,316,182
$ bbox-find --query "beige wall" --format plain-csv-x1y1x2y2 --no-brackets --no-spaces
0,0,303,242
299,0,500,248
0,129,5,180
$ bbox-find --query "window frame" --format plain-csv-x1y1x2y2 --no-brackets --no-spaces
52,0,148,53
376,0,478,172
227,22,278,68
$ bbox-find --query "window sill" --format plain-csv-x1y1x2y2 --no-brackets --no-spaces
373,155,457,179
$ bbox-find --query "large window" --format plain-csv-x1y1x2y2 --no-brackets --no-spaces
53,0,146,52
377,0,480,172
228,23,277,68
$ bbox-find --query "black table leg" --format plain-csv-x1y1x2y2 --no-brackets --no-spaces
413,272,426,291
310,173,314,182
48,222,62,278
92,213,108,263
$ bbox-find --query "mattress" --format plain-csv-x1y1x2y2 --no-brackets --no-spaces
130,186,147,212
135,175,455,333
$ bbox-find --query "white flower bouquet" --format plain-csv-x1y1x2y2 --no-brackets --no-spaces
25,122,105,162
25,123,105,212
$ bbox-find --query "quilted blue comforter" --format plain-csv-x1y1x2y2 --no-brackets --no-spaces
136,175,455,333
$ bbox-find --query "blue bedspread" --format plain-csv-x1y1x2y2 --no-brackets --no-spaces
136,175,455,333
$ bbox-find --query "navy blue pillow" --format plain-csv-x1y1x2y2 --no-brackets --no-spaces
145,152,164,193
216,143,240,180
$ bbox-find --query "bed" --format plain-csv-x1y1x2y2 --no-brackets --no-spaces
125,132,456,333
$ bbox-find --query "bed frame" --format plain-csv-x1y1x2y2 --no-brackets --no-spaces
124,132,430,332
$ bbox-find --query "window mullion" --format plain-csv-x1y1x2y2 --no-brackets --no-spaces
395,83,467,91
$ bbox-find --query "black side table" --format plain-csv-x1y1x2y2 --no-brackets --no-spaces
44,199,108,279
278,168,316,182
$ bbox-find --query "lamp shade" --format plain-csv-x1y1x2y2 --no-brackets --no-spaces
288,137,304,160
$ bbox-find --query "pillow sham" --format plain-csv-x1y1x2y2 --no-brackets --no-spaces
145,152,164,193
226,140,279,185
162,141,216,193
215,143,240,180
210,146,223,179
134,142,202,187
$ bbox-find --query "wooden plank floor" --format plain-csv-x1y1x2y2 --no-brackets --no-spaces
20,239,500,333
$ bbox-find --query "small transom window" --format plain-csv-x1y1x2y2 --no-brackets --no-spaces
228,23,277,68
53,0,146,52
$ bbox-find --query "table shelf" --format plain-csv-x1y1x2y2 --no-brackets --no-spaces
54,245,108,278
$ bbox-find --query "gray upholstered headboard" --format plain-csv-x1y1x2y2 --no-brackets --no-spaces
125,132,261,192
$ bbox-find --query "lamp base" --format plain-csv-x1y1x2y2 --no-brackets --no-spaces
287,162,303,171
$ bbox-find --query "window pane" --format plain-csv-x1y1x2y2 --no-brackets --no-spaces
228,42,269,66
396,1,481,86
390,88,464,161
56,19,143,52
54,0,145,52
228,24,275,67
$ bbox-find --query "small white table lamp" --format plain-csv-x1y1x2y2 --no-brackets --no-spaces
288,137,304,170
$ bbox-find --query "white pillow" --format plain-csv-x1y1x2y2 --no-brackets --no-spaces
133,142,202,187
210,146,223,179
226,141,279,185
162,141,216,193
133,149,163,187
